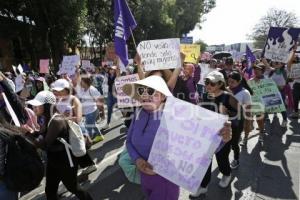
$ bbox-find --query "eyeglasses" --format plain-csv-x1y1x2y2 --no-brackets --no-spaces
137,87,155,96
204,80,217,87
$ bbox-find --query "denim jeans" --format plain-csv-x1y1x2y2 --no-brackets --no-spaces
107,92,117,125
0,181,18,200
85,110,101,138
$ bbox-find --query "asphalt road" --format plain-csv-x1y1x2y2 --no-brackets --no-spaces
21,111,300,200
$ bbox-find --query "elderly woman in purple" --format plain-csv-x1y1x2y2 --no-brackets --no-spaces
122,75,232,200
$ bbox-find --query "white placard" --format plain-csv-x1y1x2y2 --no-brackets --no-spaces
2,93,21,127
198,64,217,85
81,60,91,70
61,55,80,75
15,75,24,93
148,97,228,193
137,38,181,71
115,74,140,108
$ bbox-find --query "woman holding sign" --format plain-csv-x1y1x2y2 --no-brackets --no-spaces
123,75,232,200
190,71,241,198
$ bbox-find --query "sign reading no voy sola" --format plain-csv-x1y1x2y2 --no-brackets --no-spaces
263,27,300,63
180,44,200,64
148,97,228,193
137,38,181,71
115,74,140,108
248,78,286,114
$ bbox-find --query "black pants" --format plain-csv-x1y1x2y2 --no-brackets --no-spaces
293,82,300,113
78,153,95,168
200,142,231,188
231,122,244,161
45,158,93,200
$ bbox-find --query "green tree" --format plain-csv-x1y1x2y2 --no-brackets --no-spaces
249,8,299,49
195,39,208,52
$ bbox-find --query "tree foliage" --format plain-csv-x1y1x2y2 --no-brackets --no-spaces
0,0,215,70
249,8,299,49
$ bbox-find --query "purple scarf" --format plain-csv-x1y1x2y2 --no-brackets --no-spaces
231,85,244,95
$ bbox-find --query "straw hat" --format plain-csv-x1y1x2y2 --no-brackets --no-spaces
122,75,173,100
144,69,173,82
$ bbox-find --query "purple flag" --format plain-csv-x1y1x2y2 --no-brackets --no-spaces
114,0,137,66
246,45,256,65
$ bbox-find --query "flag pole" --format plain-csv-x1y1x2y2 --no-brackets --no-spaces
130,27,137,49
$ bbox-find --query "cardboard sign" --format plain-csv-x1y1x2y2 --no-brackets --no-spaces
17,64,23,74
263,27,300,63
39,59,50,74
248,78,286,114
61,55,80,75
180,44,200,64
198,64,217,85
2,93,21,127
15,74,24,93
148,97,228,193
81,60,91,70
115,74,140,108
137,38,181,71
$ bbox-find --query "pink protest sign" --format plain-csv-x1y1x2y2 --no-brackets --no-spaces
39,59,50,74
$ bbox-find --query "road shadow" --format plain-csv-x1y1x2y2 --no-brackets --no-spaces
87,160,145,200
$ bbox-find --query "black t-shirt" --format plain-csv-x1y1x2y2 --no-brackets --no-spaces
173,77,191,102
201,91,243,127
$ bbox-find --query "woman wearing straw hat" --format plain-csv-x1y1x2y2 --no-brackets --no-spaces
123,75,232,200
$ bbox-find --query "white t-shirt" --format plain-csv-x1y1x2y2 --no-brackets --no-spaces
76,85,102,115
234,88,252,105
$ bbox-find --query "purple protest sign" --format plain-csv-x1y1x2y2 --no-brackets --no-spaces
262,27,300,63
148,97,228,193
114,0,137,66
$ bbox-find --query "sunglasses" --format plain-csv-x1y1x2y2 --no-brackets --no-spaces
204,80,217,87
137,87,155,96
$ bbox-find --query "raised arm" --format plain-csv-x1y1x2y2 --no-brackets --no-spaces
167,53,186,90
134,53,145,80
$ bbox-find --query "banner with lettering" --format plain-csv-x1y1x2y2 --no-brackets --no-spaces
137,38,181,71
115,74,140,108
148,97,228,193
248,78,286,114
262,27,300,63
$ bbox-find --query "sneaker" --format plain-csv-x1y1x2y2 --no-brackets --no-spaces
230,160,240,169
218,174,232,188
280,120,287,128
102,124,110,130
189,187,208,199
258,134,264,142
289,112,299,119
92,135,104,143
240,137,248,146
80,165,97,175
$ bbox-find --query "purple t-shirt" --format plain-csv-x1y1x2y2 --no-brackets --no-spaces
126,108,163,162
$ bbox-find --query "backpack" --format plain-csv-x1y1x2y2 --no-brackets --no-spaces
48,114,86,167
0,127,44,192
